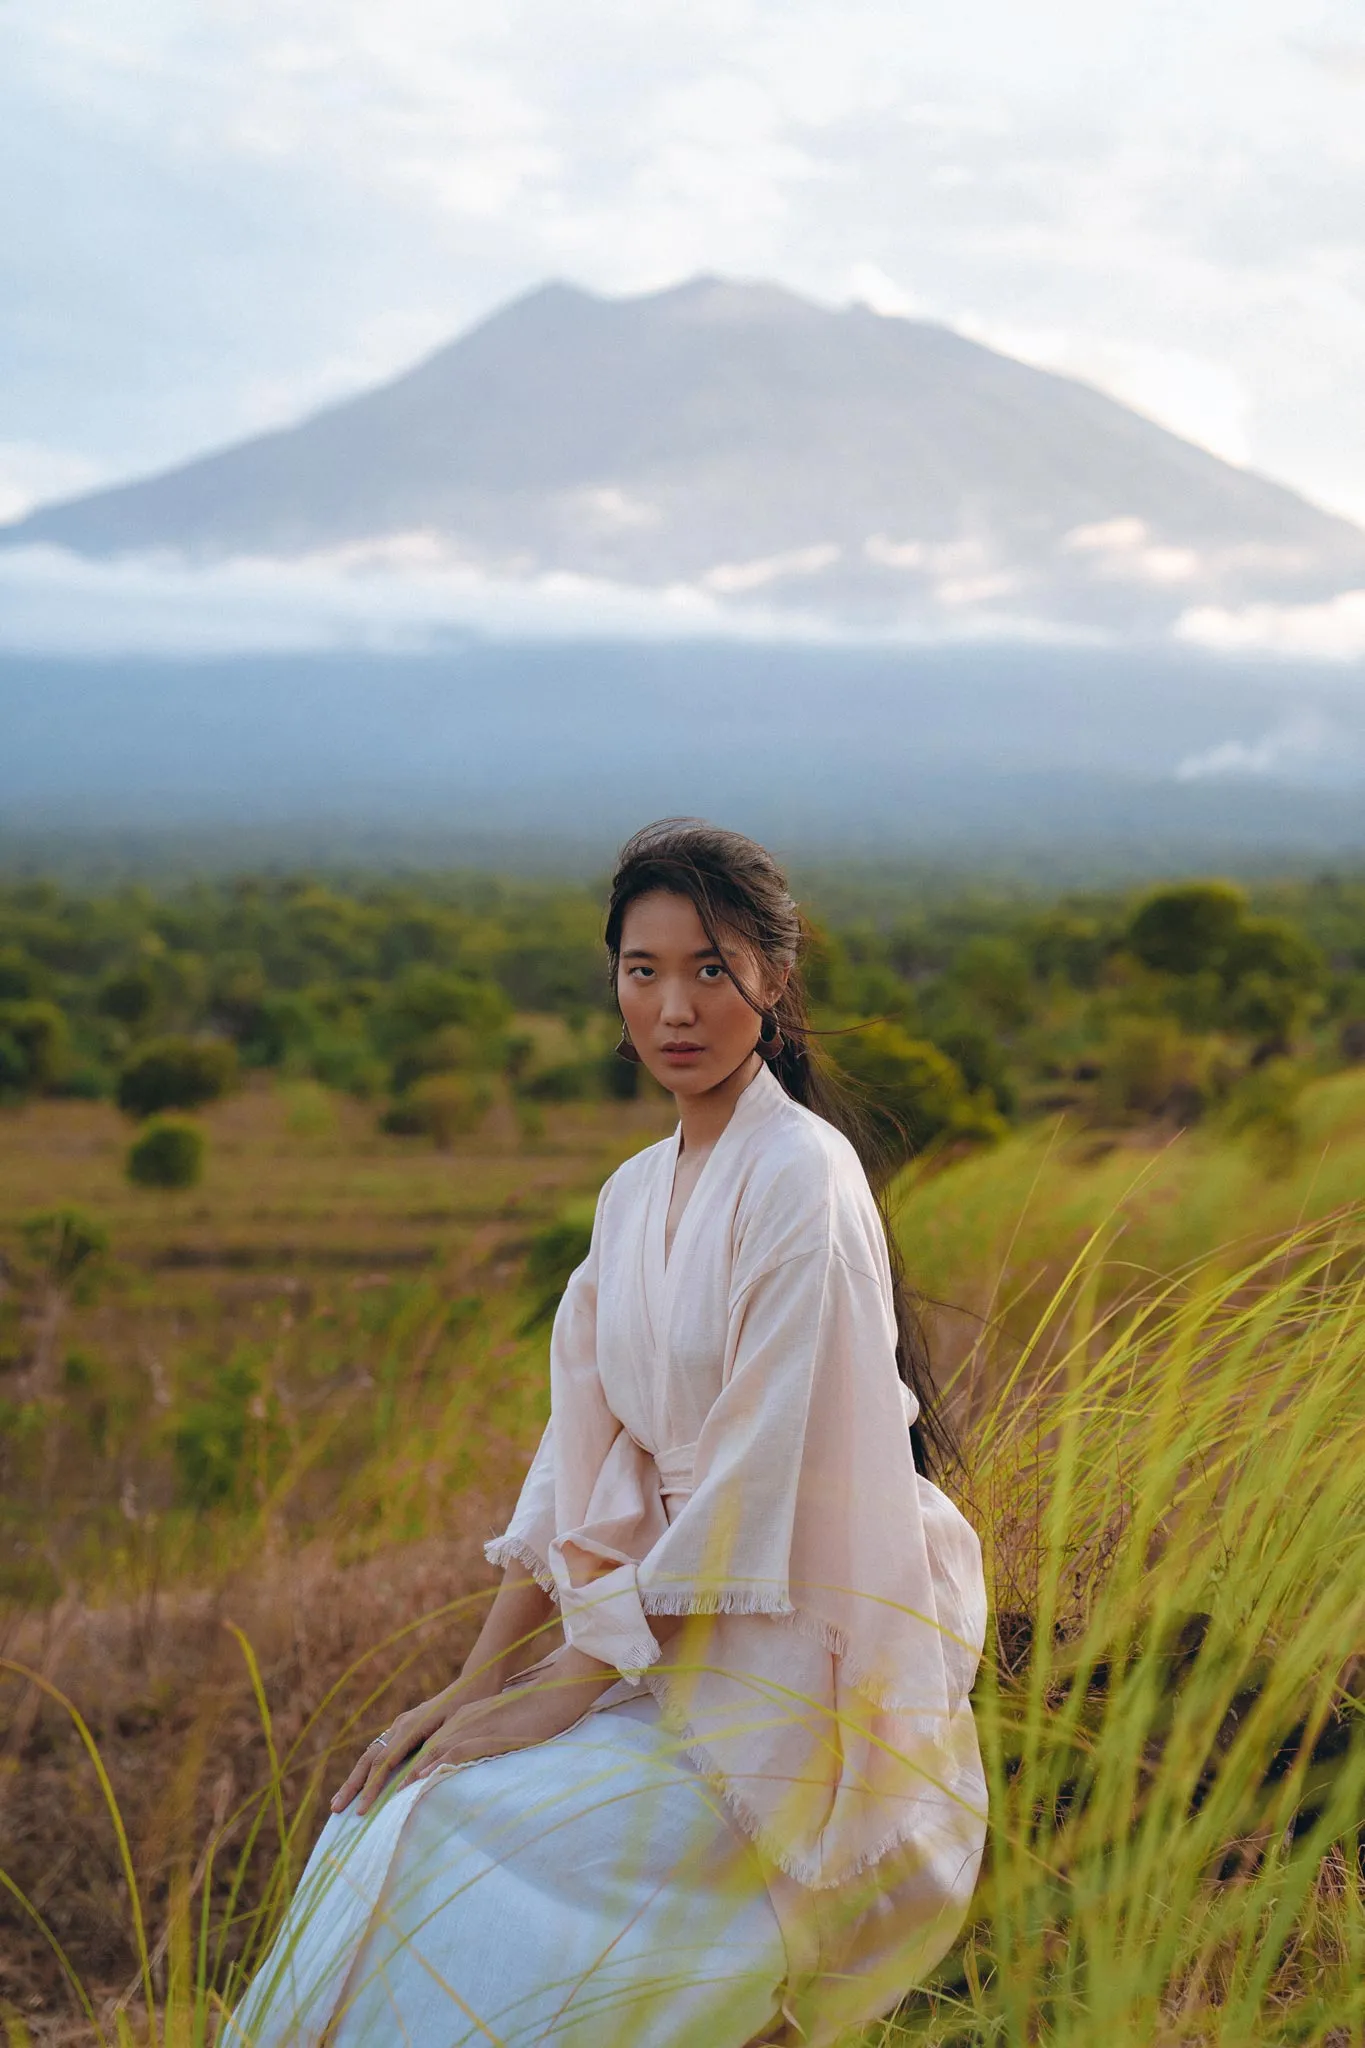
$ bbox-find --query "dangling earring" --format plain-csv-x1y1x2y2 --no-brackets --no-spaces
615,1023,642,1063
757,1012,784,1060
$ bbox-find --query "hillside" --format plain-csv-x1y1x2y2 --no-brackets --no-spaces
6,277,1365,635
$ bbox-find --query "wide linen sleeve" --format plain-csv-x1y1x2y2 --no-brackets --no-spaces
484,1184,670,1676
483,1415,558,1594
640,1244,960,1715
483,1199,608,1598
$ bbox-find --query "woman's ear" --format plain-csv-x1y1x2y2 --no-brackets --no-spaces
766,965,792,1011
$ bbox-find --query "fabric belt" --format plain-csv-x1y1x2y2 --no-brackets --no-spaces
653,1442,696,1507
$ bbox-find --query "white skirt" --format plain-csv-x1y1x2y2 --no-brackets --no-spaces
226,1696,787,2048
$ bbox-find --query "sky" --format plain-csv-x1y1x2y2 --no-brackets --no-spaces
3,0,1365,536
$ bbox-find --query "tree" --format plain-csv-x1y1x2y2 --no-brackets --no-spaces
1029,912,1108,989
117,1036,237,1118
382,1072,492,1147
1221,916,1323,992
18,1208,109,1399
1097,1017,1205,1124
0,999,69,1095
0,948,41,1000
1127,883,1247,977
97,965,158,1026
950,937,1033,1032
127,1116,206,1189
378,968,511,1051
829,1021,1005,1168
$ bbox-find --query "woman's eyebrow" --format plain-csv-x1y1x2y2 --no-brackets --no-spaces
621,946,656,959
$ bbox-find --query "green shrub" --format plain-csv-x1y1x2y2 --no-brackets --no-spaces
0,1029,26,1094
52,1060,112,1100
929,1021,1018,1117
1097,1016,1207,1124
126,1115,206,1189
309,1036,385,1097
521,1208,596,1330
382,1072,492,1147
96,965,157,1026
1221,1058,1303,1176
1127,881,1246,976
1222,914,1324,991
520,1056,602,1103
0,947,41,1000
209,950,269,1038
391,1022,495,1093
949,936,1033,1031
117,1035,236,1117
0,998,69,1094
602,1048,641,1100
239,991,317,1067
170,1355,281,1510
830,1021,1004,1165
1029,911,1108,988
377,968,511,1053
20,1207,109,1289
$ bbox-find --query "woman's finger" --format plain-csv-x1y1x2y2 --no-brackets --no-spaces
342,1730,404,1815
330,1748,381,1813
354,1756,396,1814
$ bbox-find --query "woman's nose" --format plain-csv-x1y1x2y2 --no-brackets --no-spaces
659,979,698,1024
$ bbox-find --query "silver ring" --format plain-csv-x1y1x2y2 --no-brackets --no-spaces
371,1732,391,1751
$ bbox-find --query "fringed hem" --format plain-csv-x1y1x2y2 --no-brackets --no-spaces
639,1587,796,1620
641,1663,949,1892
639,1586,950,1721
484,1558,953,1721
483,1534,557,1597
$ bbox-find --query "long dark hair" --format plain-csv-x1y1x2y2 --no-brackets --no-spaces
604,818,955,1480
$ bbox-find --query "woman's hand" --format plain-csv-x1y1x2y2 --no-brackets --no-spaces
332,1693,457,1817
332,1564,562,1818
400,1645,615,1789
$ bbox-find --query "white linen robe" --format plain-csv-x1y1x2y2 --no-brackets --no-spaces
487,1062,988,2039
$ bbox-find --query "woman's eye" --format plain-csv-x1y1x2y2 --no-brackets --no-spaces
699,964,724,981
628,965,654,979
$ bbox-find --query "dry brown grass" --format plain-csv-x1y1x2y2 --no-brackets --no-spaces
0,1078,669,2032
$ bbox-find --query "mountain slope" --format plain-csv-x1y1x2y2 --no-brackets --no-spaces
7,277,1364,633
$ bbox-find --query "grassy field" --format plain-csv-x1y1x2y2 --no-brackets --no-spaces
2,1067,1364,2044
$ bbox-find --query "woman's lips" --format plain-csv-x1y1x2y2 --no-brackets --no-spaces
660,1042,704,1061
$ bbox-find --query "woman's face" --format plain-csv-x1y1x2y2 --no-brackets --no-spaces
616,890,774,1099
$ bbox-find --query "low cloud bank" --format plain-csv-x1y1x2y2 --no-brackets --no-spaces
5,541,1365,662
1177,590,1365,661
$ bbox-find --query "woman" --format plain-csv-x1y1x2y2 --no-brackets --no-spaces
229,820,987,2048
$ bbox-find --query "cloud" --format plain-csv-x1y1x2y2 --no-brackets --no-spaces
1064,518,1202,586
0,443,106,524
7,0,1365,533
847,263,933,321
1174,713,1333,782
701,544,841,594
0,541,852,656
0,540,1086,656
1176,590,1365,659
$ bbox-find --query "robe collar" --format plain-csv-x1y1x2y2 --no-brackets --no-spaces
653,1060,789,1296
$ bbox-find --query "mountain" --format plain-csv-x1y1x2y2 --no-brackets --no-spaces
6,276,1365,635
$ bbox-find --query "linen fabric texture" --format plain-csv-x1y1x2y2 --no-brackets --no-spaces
226,1696,788,2048
486,1062,988,2034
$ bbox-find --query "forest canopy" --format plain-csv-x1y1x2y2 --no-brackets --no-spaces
1,867,1363,1166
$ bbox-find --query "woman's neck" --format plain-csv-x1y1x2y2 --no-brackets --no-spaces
674,1051,763,1157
